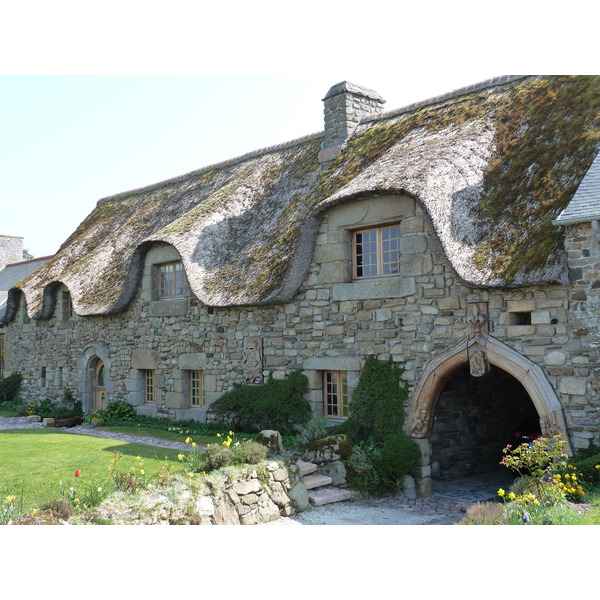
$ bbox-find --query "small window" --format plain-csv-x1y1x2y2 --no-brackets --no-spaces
509,312,532,326
62,291,74,320
41,366,47,388
143,369,155,404
0,334,4,379
158,262,184,299
353,225,401,279
324,371,350,419
189,370,204,408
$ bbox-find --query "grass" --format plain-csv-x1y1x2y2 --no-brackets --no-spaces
97,424,218,445
0,429,184,513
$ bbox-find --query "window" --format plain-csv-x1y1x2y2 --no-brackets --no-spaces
324,371,350,419
189,370,204,407
158,261,184,299
62,291,74,320
509,312,532,325
353,225,401,279
0,334,4,379
143,369,155,404
41,366,47,388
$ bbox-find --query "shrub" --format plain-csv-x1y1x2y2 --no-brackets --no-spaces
85,400,136,424
209,371,311,435
202,445,233,471
344,355,409,443
232,440,269,465
346,435,420,496
295,415,330,448
459,502,505,525
0,373,23,404
568,453,600,487
374,433,420,483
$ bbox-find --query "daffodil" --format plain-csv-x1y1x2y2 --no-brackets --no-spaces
497,488,506,497
191,442,197,447
185,437,191,444
178,454,185,461
508,492,516,500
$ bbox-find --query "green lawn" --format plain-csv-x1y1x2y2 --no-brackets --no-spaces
97,425,218,446
0,429,184,512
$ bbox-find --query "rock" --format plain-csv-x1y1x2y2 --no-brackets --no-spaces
301,434,353,464
255,430,283,454
318,460,347,486
25,415,41,423
402,475,417,499
42,418,55,428
195,496,215,516
287,481,309,512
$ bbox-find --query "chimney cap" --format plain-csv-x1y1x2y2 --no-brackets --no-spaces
322,81,385,103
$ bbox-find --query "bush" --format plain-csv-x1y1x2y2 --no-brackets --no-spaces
459,502,505,525
208,371,311,435
346,434,420,496
344,356,409,443
568,453,600,487
232,440,269,465
202,444,233,471
85,400,136,423
374,433,420,483
295,415,330,448
0,373,22,404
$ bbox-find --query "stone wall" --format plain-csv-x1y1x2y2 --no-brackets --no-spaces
4,194,600,456
95,461,298,525
0,235,23,270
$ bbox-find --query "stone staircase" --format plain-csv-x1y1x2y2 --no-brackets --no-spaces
297,459,353,506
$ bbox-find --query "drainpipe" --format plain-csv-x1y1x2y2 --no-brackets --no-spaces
591,220,600,243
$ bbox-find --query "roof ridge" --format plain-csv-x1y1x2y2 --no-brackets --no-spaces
361,75,531,124
97,130,325,205
5,255,54,267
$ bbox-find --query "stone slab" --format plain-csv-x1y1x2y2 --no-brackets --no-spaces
308,488,353,506
297,460,318,477
303,474,333,490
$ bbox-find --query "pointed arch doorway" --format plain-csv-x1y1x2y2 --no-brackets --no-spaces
93,359,107,410
407,336,572,495
79,343,112,414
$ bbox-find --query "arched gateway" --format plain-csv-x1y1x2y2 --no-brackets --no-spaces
406,302,572,496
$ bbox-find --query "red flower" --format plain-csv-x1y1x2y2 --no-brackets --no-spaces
74,470,81,477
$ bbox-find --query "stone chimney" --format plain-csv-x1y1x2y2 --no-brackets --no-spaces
0,235,24,271
318,81,385,162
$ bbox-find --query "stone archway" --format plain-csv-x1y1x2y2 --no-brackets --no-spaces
407,335,572,496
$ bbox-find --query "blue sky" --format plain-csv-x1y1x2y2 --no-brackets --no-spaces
0,2,595,259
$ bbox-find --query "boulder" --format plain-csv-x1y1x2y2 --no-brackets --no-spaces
318,460,347,486
255,430,284,454
301,434,353,464
287,481,309,512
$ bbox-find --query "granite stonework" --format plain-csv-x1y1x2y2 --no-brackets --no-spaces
4,195,600,492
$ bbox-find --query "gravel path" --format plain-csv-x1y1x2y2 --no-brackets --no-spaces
1,416,511,525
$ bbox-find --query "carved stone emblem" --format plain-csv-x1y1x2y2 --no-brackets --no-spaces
467,301,489,338
469,347,490,377
409,407,430,438
243,337,263,384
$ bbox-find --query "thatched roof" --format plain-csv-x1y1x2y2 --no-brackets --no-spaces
5,75,600,321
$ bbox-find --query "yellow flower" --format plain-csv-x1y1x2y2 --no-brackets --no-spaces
497,488,505,497
140,470,145,475
191,442,197,447
5,495,15,504
216,433,221,438
185,437,191,444
533,499,540,505
187,472,194,478
136,456,141,461
97,487,102,492
178,454,185,461
229,431,234,436
508,492,516,500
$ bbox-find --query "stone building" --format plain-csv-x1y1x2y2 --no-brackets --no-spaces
2,75,600,492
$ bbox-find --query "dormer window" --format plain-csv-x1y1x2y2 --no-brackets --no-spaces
158,261,184,299
353,225,401,279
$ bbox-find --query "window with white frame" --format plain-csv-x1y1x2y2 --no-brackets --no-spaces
157,261,185,299
143,369,155,404
323,371,350,419
189,370,204,408
353,225,401,279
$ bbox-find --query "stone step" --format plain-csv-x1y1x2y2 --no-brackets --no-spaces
302,474,333,490
308,488,353,506
297,460,318,477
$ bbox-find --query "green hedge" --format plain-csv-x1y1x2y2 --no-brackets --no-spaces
0,373,22,404
208,371,311,435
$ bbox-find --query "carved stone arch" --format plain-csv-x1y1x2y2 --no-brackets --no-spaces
408,335,572,452
79,343,113,413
